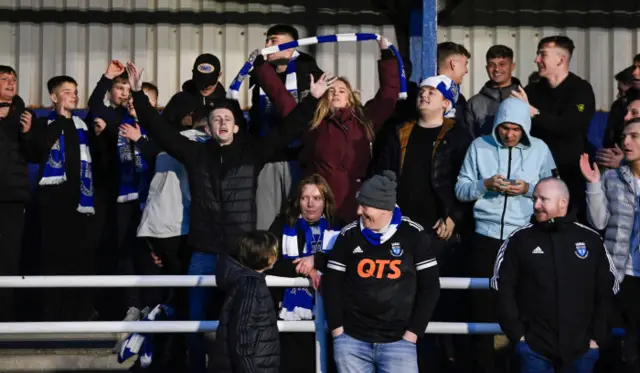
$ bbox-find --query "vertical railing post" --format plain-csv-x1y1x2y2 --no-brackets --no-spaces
314,291,327,373
410,0,438,81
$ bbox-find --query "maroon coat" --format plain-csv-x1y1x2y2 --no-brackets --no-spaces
254,50,400,222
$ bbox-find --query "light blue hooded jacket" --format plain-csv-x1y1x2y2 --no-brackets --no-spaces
455,97,557,240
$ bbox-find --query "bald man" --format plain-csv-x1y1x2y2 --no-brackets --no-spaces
491,178,618,373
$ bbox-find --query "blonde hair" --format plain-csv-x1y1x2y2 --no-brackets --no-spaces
309,77,374,141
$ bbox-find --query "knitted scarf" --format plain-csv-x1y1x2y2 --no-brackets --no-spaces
227,33,407,101
360,205,402,246
117,114,150,208
39,111,95,215
280,216,340,320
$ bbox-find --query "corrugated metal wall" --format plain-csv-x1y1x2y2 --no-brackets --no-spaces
1,0,638,111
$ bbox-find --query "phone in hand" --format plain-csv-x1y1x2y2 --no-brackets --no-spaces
504,179,518,185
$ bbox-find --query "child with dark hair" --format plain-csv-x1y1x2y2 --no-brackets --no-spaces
210,231,280,373
28,75,106,321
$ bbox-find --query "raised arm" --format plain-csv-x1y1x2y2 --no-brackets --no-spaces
254,72,336,165
126,62,199,166
581,154,610,230
88,61,125,115
252,54,298,118
363,38,400,132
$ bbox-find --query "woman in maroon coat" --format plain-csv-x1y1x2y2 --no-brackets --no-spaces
253,38,400,222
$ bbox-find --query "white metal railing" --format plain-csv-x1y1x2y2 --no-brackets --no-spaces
0,275,496,373
0,275,491,289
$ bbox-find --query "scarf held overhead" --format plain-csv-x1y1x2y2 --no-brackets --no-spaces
280,216,340,321
227,33,407,101
39,111,95,215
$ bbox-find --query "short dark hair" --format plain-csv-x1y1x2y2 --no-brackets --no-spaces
235,231,278,271
266,24,299,41
538,35,575,56
113,72,129,85
616,66,636,85
142,82,158,96
208,98,246,128
47,75,77,94
486,45,514,61
634,54,640,63
0,65,16,77
437,42,471,66
625,117,640,128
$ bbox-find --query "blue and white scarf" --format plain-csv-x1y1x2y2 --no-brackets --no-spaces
258,50,299,138
227,33,407,101
444,82,461,119
117,115,150,207
117,304,175,368
280,216,340,320
360,205,402,246
39,111,95,215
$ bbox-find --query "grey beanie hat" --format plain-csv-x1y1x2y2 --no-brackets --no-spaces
356,170,397,211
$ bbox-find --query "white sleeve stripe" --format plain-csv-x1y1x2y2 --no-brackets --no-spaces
416,260,438,271
416,259,436,266
491,224,533,290
327,260,345,268
327,263,346,272
575,222,620,294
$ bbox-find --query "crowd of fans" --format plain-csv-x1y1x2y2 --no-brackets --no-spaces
1,22,640,373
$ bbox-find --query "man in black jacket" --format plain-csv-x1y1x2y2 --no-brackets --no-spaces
324,170,440,373
492,177,618,373
249,24,324,230
513,35,596,222
0,65,36,321
126,61,331,373
375,74,472,372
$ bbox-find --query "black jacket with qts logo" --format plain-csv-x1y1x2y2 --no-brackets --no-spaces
323,217,441,343
491,216,618,365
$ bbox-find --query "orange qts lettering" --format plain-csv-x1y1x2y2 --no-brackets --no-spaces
357,259,402,279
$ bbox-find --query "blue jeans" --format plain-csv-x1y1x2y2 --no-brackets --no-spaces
333,333,418,373
187,251,217,373
517,341,599,373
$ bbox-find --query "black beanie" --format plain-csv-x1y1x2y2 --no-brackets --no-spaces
356,170,397,211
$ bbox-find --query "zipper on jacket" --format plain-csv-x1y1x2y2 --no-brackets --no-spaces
499,147,513,240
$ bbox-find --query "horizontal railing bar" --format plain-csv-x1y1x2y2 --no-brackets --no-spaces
0,276,491,289
0,321,501,334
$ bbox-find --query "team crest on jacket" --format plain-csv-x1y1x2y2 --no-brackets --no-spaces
390,242,403,257
575,242,588,259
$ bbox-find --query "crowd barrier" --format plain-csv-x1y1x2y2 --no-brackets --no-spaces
0,276,619,372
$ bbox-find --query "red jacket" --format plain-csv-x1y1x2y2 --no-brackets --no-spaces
254,50,400,221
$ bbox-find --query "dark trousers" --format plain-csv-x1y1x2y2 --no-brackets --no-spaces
619,276,640,373
97,201,155,318
469,233,504,373
0,202,25,321
39,204,102,321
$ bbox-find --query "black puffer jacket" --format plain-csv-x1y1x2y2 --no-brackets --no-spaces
374,118,473,228
0,95,37,203
131,90,317,254
465,78,522,138
210,254,279,373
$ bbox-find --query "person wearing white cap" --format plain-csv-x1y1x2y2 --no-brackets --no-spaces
375,74,473,371
455,97,557,372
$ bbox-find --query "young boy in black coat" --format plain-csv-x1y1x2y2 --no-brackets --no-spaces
211,231,280,373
